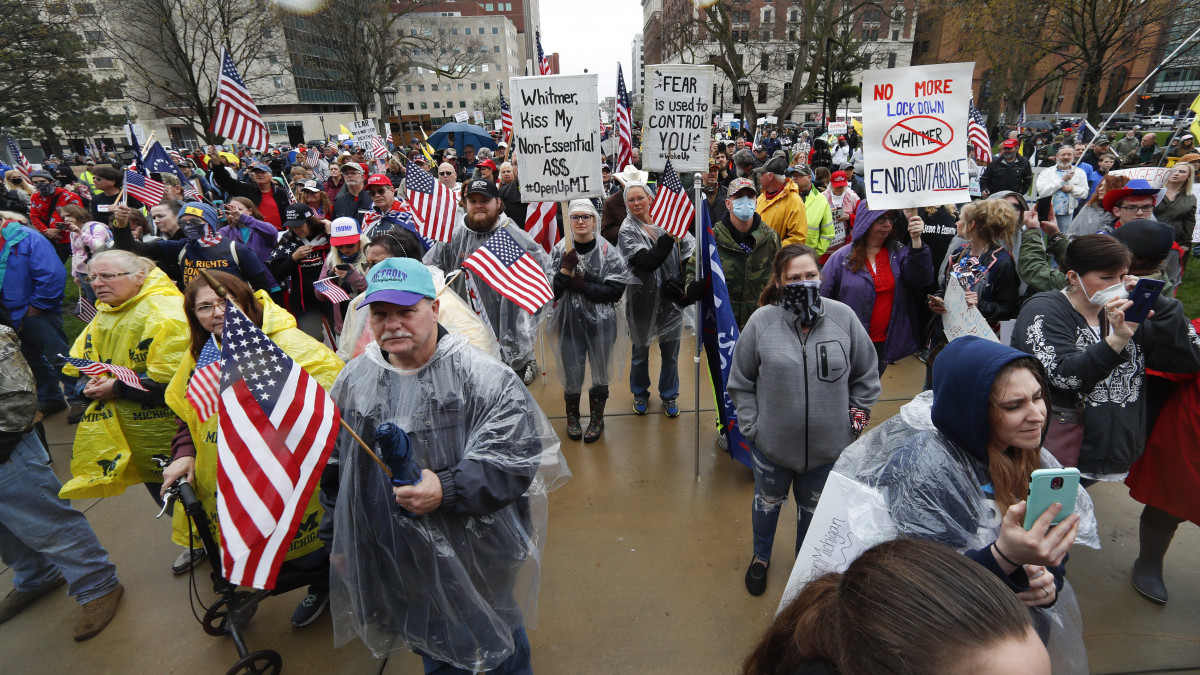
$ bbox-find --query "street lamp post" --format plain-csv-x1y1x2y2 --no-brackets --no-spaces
318,114,327,141
381,85,397,139
736,78,750,138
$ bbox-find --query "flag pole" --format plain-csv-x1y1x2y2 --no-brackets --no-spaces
195,269,393,479
692,171,703,480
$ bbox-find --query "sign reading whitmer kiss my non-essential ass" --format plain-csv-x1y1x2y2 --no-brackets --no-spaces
510,74,601,202
643,64,714,173
862,62,974,209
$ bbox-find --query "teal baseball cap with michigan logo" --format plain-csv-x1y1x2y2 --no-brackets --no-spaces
362,258,436,307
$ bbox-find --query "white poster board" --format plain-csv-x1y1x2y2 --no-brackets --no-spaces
494,119,502,131
510,74,602,202
1109,166,1172,188
943,280,1000,343
124,124,146,145
643,64,714,172
778,471,897,614
349,118,378,139
473,110,485,124
454,111,470,124
828,121,847,135
862,62,975,209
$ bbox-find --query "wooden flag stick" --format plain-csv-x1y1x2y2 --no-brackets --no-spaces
195,269,393,479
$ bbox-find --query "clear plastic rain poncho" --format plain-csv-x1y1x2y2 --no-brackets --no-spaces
324,332,571,670
832,391,1100,674
616,185,696,347
548,216,634,394
424,214,550,368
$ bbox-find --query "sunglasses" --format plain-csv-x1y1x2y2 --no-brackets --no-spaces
368,187,391,196
438,171,455,176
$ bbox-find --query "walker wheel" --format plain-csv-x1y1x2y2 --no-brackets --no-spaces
202,591,258,636
225,649,282,675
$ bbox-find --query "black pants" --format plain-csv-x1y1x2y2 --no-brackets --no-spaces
873,341,888,376
1142,505,1185,534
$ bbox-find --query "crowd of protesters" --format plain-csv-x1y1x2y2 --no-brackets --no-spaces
0,111,1198,674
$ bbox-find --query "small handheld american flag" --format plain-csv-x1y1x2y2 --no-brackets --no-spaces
462,227,552,314
650,159,695,239
968,101,992,164
404,162,457,243
74,298,98,324
124,170,166,205
368,136,390,161
5,135,33,180
186,336,222,422
314,276,352,304
61,355,149,391
524,202,559,253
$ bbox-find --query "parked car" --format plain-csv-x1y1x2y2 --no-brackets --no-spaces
1100,113,1143,130
1142,114,1176,127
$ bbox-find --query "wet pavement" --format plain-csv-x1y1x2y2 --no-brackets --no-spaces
3,345,1198,674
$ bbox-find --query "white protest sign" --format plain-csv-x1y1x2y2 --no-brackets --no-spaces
1110,166,1172,187
863,62,974,209
643,64,714,172
473,110,485,124
454,111,470,124
778,471,897,613
124,124,146,145
943,280,1000,343
828,121,847,135
349,118,378,139
494,119,502,131
510,74,602,202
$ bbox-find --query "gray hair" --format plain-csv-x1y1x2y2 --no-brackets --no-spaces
733,149,756,168
88,249,156,276
476,147,493,160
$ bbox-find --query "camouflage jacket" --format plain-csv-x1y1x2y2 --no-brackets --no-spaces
687,213,781,329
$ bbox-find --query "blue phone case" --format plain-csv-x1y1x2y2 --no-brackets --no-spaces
1123,278,1164,325
1023,468,1080,530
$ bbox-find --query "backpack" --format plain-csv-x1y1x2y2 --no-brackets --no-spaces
0,324,37,437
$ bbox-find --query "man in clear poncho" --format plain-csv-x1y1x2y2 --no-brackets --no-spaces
320,258,570,672
424,178,551,385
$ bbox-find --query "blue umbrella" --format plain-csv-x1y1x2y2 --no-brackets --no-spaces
427,122,497,154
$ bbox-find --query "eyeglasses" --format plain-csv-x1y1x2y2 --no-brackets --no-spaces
85,271,132,284
367,188,391,196
438,171,455,176
569,214,594,222
193,300,228,316
1118,204,1154,214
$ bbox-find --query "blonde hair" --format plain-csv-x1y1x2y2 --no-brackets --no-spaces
88,249,156,276
960,199,1017,251
5,171,33,195
1171,162,1194,196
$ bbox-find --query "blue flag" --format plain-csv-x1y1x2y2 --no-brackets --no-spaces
699,204,750,467
126,121,144,175
142,140,191,185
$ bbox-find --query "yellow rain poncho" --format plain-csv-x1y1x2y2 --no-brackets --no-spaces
62,268,190,499
166,290,343,559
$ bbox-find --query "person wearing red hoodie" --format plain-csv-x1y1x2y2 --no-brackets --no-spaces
28,170,83,262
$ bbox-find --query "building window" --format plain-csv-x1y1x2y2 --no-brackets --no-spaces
460,100,467,108
458,83,464,90
484,82,491,89
887,53,897,68
421,102,428,109
83,30,103,42
494,45,500,53
892,29,900,41
46,2,67,13
408,102,415,110
418,84,425,92
434,102,440,108
405,84,412,93
93,57,114,68
75,2,97,14
492,26,499,34
482,64,488,72
465,28,471,35
761,54,769,70
763,9,772,22
783,82,792,98
485,3,493,9
757,83,768,104
471,82,478,90
786,53,795,70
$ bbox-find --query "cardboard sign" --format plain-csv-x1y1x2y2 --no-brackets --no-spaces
862,62,974,209
510,74,602,201
943,280,1000,343
473,110,485,124
454,111,470,124
1109,166,1172,187
643,64,714,172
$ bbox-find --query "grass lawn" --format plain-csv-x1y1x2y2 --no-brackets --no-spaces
1177,255,1200,319
63,261,86,346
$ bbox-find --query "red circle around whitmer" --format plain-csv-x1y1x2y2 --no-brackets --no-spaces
883,115,954,157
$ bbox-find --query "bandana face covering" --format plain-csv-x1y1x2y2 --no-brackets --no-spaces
36,182,56,197
780,280,822,327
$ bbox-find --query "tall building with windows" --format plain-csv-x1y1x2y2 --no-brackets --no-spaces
632,33,645,103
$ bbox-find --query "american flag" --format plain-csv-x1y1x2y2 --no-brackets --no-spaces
74,298,97,324
650,159,695,239
186,336,222,422
6,135,33,180
461,227,552,314
616,64,633,171
524,201,559,253
303,148,319,169
367,135,390,161
215,301,339,590
536,31,551,75
968,101,992,164
142,140,203,201
499,89,513,145
314,276,352,303
211,48,269,152
61,355,148,391
124,170,166,205
403,162,457,242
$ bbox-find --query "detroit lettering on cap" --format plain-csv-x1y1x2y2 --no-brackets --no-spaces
371,267,409,283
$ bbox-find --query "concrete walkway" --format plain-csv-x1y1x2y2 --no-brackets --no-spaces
2,347,1198,674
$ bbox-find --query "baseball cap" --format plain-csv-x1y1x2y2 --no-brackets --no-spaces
1095,134,1111,145
727,177,758,197
299,179,322,193
464,179,499,198
789,164,814,177
1179,153,1200,163
366,174,392,188
477,159,498,172
1113,219,1174,261
497,141,508,148
1184,134,1195,141
340,162,365,174
329,217,361,246
282,203,314,229
831,170,849,187
362,257,437,307
1002,139,1019,149
753,155,790,175
249,160,271,172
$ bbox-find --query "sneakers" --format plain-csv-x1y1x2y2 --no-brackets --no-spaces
745,559,769,596
74,583,123,641
291,586,329,627
664,398,679,418
172,546,207,575
632,398,648,415
0,576,66,625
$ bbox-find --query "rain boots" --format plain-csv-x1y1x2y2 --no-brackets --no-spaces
584,386,608,444
1132,521,1175,604
564,393,583,441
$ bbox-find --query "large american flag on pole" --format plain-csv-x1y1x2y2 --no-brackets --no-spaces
524,201,559,253
499,88,513,145
5,135,33,180
536,31,551,75
404,162,457,242
462,227,552,314
650,159,695,239
968,101,992,164
186,336,222,423
211,47,269,152
616,63,633,171
216,301,339,590
61,355,149,391
124,170,166,205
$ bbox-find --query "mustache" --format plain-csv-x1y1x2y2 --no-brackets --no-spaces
379,330,414,341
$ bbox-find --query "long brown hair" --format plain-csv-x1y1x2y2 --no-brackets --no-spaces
301,187,333,216
846,211,898,273
987,357,1048,511
183,272,263,358
759,244,819,306
1084,174,1130,208
742,539,1033,675
230,196,265,221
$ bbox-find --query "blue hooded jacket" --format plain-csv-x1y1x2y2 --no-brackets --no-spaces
931,335,1031,463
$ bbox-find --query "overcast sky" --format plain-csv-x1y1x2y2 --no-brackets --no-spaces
540,0,643,100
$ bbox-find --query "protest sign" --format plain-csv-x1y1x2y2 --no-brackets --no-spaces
1110,166,1172,187
454,111,470,124
349,118,378,140
510,74,601,202
862,62,974,210
124,124,146,145
643,64,714,172
943,280,999,343
828,121,847,135
494,119,502,131
473,110,485,124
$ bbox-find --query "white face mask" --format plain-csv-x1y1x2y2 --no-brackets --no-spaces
1085,280,1129,307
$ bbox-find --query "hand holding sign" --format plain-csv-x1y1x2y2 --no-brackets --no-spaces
904,208,924,248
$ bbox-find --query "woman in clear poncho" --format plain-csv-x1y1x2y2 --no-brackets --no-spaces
550,199,631,443
617,182,696,417
829,336,1101,674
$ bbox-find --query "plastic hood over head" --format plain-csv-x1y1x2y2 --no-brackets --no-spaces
932,335,1032,463
851,200,890,240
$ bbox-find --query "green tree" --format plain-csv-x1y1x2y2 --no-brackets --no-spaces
0,1,123,144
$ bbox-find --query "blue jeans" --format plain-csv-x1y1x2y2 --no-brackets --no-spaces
17,310,81,407
750,441,834,563
420,626,532,675
630,339,680,401
0,432,120,604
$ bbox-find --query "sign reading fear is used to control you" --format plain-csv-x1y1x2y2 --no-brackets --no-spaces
862,62,975,209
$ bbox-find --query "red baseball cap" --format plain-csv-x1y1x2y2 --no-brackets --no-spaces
831,170,849,187
477,159,498,172
365,174,392,188
1002,139,1019,149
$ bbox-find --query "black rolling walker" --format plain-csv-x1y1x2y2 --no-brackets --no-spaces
161,478,328,675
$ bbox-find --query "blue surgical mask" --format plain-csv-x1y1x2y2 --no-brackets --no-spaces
731,196,756,221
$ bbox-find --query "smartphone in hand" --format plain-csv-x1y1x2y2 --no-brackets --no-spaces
1023,468,1080,530
1121,278,1165,324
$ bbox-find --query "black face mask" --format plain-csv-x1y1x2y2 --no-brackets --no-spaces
780,280,822,327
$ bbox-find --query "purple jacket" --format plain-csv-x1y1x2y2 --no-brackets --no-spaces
819,203,935,363
219,214,280,288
